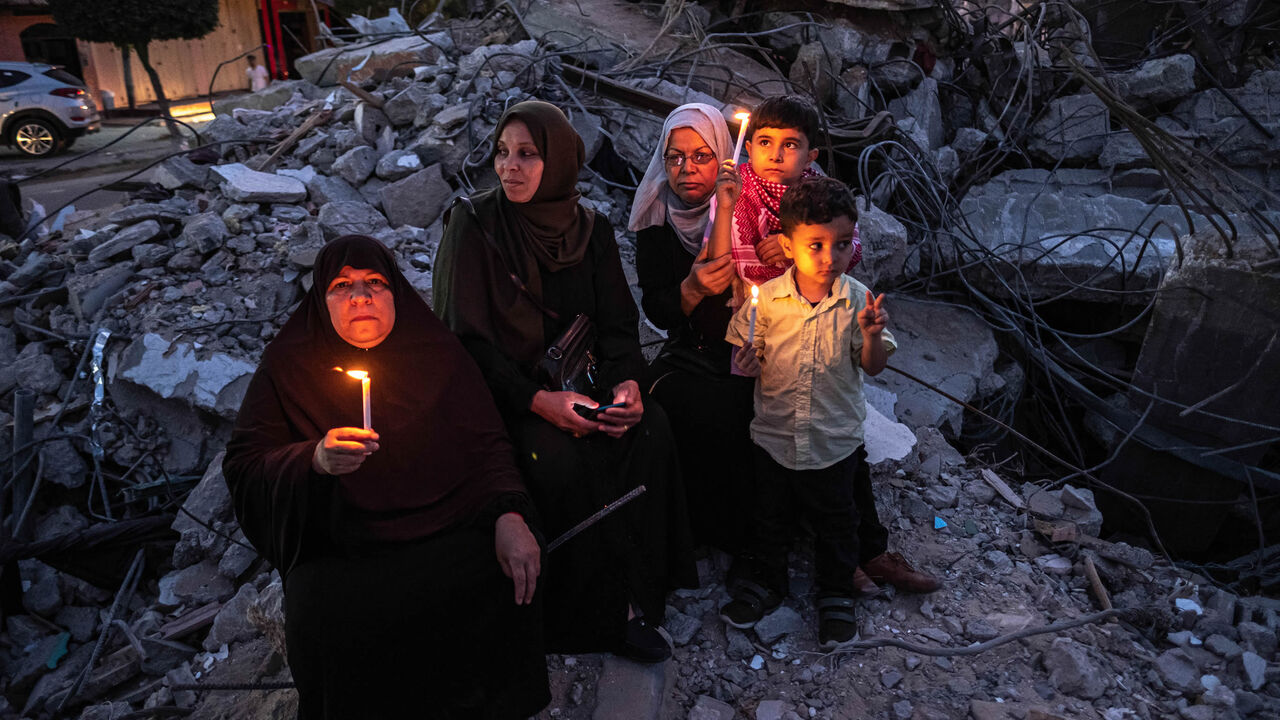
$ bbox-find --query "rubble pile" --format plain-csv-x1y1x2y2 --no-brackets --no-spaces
0,1,1277,718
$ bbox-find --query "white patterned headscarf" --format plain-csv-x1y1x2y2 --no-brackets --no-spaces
627,103,733,255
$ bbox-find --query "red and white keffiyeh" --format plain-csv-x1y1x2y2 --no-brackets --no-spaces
729,162,862,287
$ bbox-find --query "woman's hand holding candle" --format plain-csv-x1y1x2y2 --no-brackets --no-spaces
312,427,380,475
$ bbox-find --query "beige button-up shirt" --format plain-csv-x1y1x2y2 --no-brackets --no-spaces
726,268,896,471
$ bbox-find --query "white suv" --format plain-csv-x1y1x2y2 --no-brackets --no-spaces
0,61,100,158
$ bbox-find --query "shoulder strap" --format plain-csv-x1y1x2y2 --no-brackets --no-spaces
451,196,560,322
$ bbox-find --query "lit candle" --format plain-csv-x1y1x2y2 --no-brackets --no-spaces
731,111,751,165
748,284,759,346
345,370,372,430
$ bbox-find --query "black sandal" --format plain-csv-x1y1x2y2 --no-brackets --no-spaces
719,579,782,629
817,596,859,651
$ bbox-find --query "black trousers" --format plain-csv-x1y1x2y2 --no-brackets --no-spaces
744,445,888,598
647,360,756,554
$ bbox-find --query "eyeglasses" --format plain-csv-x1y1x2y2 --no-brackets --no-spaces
663,151,716,168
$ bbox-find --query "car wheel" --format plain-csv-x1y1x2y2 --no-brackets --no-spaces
12,118,63,158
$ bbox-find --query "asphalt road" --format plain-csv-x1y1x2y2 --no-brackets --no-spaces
21,167,139,216
3,118,209,224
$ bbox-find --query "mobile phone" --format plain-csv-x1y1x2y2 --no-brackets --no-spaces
573,402,624,420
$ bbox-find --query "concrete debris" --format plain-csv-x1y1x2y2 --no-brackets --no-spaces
3,3,1279,720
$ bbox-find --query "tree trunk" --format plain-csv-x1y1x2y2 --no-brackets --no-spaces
120,45,136,110
133,42,182,142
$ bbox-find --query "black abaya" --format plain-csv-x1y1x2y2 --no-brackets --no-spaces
435,211,698,655
224,235,549,718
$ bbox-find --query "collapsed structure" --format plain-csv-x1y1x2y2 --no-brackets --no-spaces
0,0,1277,718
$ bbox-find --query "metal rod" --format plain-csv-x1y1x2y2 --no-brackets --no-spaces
547,485,647,553
10,389,34,540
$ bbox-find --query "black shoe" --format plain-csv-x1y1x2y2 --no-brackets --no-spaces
618,616,671,663
719,579,782,630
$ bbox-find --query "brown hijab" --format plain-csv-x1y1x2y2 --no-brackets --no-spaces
224,235,527,575
434,100,596,365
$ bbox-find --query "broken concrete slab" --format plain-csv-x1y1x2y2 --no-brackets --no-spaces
866,295,999,437
88,219,163,264
329,32,454,85
951,168,1210,301
211,163,307,204
114,333,256,420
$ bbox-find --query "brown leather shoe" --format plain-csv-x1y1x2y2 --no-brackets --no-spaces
863,552,941,594
852,566,881,597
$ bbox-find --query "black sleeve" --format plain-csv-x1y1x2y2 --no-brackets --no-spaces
434,208,544,415
591,221,646,392
222,366,336,579
635,225,688,332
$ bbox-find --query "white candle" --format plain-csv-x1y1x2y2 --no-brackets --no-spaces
731,112,751,165
346,370,372,430
748,284,759,346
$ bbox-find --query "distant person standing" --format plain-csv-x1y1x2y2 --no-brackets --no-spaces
246,54,270,92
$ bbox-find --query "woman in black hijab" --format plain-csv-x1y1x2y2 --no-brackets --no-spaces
223,235,549,719
434,101,696,663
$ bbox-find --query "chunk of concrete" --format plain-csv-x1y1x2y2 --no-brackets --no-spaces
952,168,1207,301
865,295,999,436
380,164,450,229
152,156,211,190
89,219,163,263
375,149,424,182
171,452,234,569
157,559,236,608
180,212,228,255
68,263,134,321
1123,54,1197,105
1028,93,1108,163
332,145,379,186
115,333,256,419
203,583,261,651
888,77,944,151
318,201,389,240
591,654,665,720
853,197,914,289
13,343,62,396
754,606,805,644
211,163,307,204
1154,648,1201,694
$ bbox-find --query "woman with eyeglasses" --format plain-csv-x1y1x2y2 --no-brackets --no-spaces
630,103,757,559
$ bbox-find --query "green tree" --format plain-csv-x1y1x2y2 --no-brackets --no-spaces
47,0,220,138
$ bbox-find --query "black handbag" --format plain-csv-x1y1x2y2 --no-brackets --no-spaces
538,312,598,396
452,197,600,397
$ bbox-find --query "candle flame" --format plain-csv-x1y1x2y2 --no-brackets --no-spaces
750,284,759,304
344,369,368,380
734,111,750,123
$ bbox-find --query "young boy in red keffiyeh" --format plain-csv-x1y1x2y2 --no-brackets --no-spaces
706,95,862,290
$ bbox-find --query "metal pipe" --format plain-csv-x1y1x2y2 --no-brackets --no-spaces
11,389,34,540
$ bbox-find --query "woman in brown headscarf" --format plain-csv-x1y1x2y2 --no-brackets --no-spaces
224,235,549,719
434,101,696,663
